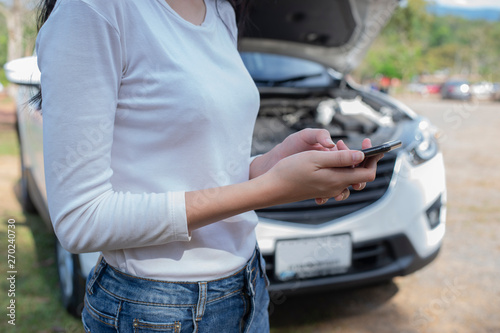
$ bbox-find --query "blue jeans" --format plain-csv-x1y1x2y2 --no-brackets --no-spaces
82,247,270,333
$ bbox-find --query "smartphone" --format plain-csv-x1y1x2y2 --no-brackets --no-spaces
361,140,402,158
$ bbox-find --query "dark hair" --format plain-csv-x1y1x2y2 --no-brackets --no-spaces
229,0,253,36
29,0,57,109
36,0,57,30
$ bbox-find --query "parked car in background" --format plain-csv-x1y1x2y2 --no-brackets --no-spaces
407,82,428,95
471,81,495,100
407,83,442,96
425,83,442,95
441,80,472,100
6,0,446,317
492,83,500,101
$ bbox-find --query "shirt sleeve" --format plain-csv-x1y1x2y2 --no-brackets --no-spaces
37,0,190,254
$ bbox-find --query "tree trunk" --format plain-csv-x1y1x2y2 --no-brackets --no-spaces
1,0,28,98
6,0,25,61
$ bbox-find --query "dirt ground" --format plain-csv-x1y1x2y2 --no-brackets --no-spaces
1,95,499,332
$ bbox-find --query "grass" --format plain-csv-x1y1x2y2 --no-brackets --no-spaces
0,124,20,156
0,126,84,333
0,213,85,333
0,94,14,106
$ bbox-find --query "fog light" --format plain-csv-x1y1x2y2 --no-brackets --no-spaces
426,196,443,229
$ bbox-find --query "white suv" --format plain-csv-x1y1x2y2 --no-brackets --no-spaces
6,0,446,316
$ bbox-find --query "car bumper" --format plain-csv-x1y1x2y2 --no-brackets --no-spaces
265,233,441,294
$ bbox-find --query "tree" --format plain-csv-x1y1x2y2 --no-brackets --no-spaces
1,0,24,60
354,0,500,84
354,0,432,82
0,0,37,94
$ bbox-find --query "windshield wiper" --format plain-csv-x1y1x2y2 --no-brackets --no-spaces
253,73,323,87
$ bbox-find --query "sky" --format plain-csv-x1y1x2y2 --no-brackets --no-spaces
429,0,500,9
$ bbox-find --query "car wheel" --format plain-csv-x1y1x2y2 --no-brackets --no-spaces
16,120,37,214
56,239,86,317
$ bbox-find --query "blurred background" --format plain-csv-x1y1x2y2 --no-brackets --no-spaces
1,0,499,332
2,0,500,99
353,0,500,101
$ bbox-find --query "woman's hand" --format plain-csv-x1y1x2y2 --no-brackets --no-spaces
259,146,380,207
250,129,336,179
275,128,337,158
250,129,383,205
315,138,383,204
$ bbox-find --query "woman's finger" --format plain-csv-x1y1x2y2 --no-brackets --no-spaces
315,197,329,205
352,182,366,191
336,140,350,151
361,138,372,150
362,153,384,169
334,188,350,201
299,129,335,149
313,150,365,168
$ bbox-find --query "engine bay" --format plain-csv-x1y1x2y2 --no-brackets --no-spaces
251,88,405,155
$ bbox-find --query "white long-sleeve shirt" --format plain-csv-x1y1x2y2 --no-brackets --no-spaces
36,0,261,281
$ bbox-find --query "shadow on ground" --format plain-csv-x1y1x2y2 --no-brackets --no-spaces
269,281,399,329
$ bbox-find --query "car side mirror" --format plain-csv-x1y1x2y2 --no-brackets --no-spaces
4,56,41,86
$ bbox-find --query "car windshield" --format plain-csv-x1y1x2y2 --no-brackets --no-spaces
240,52,332,88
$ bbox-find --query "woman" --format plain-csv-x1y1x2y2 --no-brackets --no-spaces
35,0,381,331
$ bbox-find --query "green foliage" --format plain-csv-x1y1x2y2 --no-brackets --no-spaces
0,13,6,65
355,0,500,83
23,9,38,54
0,124,20,156
0,13,7,86
0,2,38,88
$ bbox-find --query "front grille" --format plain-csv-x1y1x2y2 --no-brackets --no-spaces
255,152,397,225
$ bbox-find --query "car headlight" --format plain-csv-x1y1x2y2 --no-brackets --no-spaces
459,84,470,94
408,120,439,165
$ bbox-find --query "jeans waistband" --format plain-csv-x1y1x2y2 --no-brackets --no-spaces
87,246,264,306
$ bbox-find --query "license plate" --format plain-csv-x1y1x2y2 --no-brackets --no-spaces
275,234,352,281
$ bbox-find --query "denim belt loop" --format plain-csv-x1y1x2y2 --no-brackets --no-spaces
255,246,264,278
195,282,208,321
87,255,106,295
245,258,256,297
243,250,260,333
255,245,270,287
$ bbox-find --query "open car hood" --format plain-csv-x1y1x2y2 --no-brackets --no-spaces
239,0,399,74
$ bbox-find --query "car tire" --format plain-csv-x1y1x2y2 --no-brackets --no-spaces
16,120,37,214
56,239,86,317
